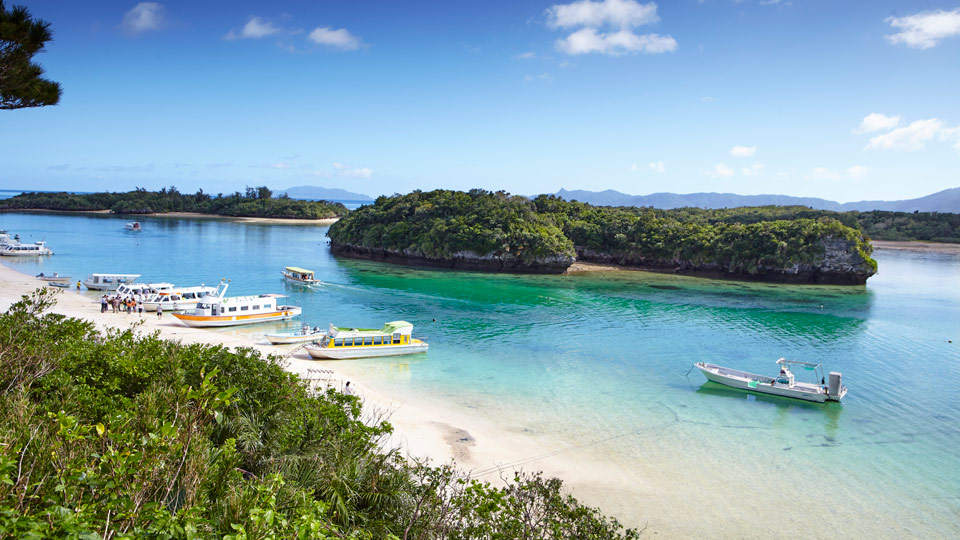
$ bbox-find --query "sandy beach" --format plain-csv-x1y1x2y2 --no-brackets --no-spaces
871,240,960,254
1,209,339,226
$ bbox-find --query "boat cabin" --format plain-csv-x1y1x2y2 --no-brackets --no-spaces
318,321,415,349
282,266,318,282
117,282,174,297
84,273,141,290
190,294,285,317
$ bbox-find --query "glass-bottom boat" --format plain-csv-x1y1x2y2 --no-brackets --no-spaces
304,321,428,359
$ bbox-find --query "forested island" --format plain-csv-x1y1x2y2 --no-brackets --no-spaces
0,290,639,538
0,186,348,219
328,190,878,284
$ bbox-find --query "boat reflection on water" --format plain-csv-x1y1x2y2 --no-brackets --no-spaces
694,382,843,439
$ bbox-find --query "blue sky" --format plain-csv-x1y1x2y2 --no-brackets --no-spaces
3,0,959,202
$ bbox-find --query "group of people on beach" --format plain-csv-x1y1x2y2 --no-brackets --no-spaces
100,294,161,318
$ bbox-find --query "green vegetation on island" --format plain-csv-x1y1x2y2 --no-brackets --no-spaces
329,190,877,283
0,290,640,539
0,186,349,219
631,205,960,244
328,189,577,272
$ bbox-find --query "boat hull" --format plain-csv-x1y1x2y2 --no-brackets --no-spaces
305,343,429,360
282,276,322,286
266,332,325,345
172,307,302,328
696,363,832,403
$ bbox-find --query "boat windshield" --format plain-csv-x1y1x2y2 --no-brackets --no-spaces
196,303,210,310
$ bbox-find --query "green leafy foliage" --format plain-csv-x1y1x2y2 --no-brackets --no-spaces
0,186,349,219
329,189,575,263
0,290,640,539
0,1,62,110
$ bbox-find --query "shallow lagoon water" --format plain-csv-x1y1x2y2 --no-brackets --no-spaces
2,212,959,538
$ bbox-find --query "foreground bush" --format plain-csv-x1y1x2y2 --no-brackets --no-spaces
0,289,640,539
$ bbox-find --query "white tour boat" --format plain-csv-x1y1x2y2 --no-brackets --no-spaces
116,282,175,298
694,358,847,403
142,283,222,312
172,286,301,328
265,323,327,345
281,266,322,286
83,273,141,291
0,240,53,256
125,222,143,231
304,321,428,360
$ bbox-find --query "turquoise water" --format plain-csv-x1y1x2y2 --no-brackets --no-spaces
2,211,959,538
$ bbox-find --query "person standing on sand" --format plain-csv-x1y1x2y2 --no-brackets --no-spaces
76,280,81,290
157,303,163,319
100,295,108,313
137,299,143,317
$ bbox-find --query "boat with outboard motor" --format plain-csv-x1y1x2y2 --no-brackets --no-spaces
171,284,301,327
36,272,72,285
304,321,428,359
265,323,327,345
694,358,847,403
281,266,322,286
125,222,142,231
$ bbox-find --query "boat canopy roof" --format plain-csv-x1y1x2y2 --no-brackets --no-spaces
331,321,414,335
87,273,141,278
284,266,314,274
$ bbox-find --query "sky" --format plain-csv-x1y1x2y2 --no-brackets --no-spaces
2,0,959,202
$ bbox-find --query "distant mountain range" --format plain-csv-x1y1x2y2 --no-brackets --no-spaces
276,185,374,201
554,187,960,213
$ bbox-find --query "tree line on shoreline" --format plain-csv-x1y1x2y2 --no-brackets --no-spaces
0,290,641,538
0,187,348,219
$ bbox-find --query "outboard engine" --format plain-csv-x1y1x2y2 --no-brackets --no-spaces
827,372,843,400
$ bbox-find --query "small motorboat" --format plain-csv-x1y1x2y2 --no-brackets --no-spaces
36,272,72,284
304,321,428,360
282,266,322,286
265,323,327,345
694,358,847,403
125,222,142,231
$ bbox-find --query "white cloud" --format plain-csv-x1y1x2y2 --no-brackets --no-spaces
866,118,943,151
740,163,764,176
711,163,734,177
332,162,373,178
546,0,676,56
649,160,665,173
700,96,715,102
729,145,756,157
225,16,281,40
308,27,364,50
811,166,869,180
515,51,536,59
272,163,291,169
854,113,900,134
886,9,960,49
523,72,554,83
846,165,869,179
546,0,659,29
121,2,164,35
555,28,676,55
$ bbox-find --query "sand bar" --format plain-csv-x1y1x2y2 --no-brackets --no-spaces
871,240,960,254
1,209,339,226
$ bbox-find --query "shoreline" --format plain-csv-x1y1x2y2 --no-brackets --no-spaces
870,239,960,254
0,262,633,530
0,208,340,226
